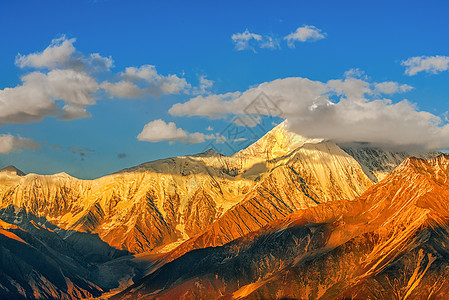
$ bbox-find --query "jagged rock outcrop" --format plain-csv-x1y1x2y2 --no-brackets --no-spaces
340,143,441,182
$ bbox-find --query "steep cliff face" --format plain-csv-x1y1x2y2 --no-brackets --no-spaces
115,154,449,300
0,123,373,255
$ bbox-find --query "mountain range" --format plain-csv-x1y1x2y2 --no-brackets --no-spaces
0,121,444,299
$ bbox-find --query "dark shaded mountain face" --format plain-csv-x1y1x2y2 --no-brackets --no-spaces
0,215,103,299
115,154,449,300
0,205,138,299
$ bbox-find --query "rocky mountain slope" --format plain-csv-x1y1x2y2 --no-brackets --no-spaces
340,143,441,182
115,154,449,300
0,121,441,299
0,122,372,255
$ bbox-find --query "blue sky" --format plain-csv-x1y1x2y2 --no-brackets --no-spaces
1,0,449,178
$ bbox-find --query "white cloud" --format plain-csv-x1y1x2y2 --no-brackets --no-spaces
3,36,202,124
46,69,99,106
169,75,448,150
138,119,188,142
102,65,190,98
284,25,326,48
0,69,98,124
0,72,58,124
233,26,326,51
232,29,263,51
137,119,218,144
59,105,91,121
169,92,242,118
15,36,76,69
0,134,40,154
343,68,367,80
186,132,206,144
15,36,113,72
402,55,449,76
0,36,106,124
327,78,371,99
192,75,214,95
100,81,142,98
260,36,281,50
232,29,281,52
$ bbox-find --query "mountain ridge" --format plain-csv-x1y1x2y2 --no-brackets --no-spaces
115,153,449,300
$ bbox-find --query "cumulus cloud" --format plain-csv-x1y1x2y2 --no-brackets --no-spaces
137,119,217,144
169,92,242,118
0,36,106,124
169,74,447,150
0,135,41,154
101,64,190,99
0,68,98,124
138,119,188,142
2,35,206,124
284,25,326,48
16,36,76,69
16,36,113,72
402,55,449,76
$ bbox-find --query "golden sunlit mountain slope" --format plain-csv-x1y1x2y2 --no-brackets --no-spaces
0,122,372,255
115,154,449,300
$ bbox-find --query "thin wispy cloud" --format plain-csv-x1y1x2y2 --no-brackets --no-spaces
232,29,263,52
402,55,449,76
232,25,325,52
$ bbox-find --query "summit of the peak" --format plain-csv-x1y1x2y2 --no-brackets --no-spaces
234,121,323,160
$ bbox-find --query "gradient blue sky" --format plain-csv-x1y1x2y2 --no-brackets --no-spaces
1,0,449,178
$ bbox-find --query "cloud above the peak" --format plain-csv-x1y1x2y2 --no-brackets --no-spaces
402,55,449,76
137,119,218,144
0,134,41,154
168,73,449,150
